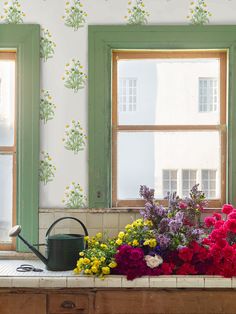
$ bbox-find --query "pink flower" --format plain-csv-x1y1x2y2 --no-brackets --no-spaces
210,227,227,241
222,204,234,215
130,248,144,261
179,201,187,209
204,217,216,228
214,220,224,229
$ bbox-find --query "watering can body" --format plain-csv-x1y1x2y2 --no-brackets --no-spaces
9,217,88,271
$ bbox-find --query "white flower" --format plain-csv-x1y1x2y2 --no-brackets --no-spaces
145,254,163,269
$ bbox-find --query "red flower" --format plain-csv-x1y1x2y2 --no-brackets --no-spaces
225,219,236,233
210,227,227,241
216,238,227,248
222,204,234,215
213,212,222,221
176,263,197,275
130,248,144,261
228,210,236,220
160,262,174,275
178,247,193,262
214,220,224,229
204,217,216,228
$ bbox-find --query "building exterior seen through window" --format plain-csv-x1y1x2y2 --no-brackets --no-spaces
112,50,227,207
118,78,137,112
199,77,218,112
0,52,16,250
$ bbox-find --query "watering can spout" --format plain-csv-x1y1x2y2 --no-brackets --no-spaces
9,225,48,266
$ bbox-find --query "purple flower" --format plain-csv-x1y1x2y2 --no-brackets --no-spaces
157,234,171,249
168,219,182,233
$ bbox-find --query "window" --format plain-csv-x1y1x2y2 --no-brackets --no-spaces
0,25,40,251
201,169,217,199
0,52,16,249
182,170,197,197
199,77,218,112
88,26,236,209
112,50,226,207
118,78,137,112
163,170,177,196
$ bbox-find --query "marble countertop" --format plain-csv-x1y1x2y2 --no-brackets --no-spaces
0,259,235,289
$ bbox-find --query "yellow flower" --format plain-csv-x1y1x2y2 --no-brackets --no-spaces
149,239,157,248
96,232,102,239
125,224,132,230
102,267,110,275
100,256,106,262
116,238,122,246
132,239,139,246
108,261,117,268
84,269,92,275
118,231,125,239
79,252,84,256
144,220,153,227
91,266,98,273
83,258,90,265
84,236,89,241
100,243,108,249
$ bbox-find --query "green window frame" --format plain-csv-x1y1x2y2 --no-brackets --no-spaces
88,25,236,209
0,25,40,251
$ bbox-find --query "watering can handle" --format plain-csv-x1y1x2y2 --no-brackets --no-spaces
46,217,88,239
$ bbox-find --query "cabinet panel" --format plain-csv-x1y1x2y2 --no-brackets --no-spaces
0,293,46,314
49,293,89,314
95,290,236,314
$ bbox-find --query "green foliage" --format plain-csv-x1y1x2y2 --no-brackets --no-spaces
63,120,87,154
40,90,56,123
40,28,56,61
187,0,211,25
39,152,56,185
125,0,150,25
62,59,87,92
62,0,87,31
1,0,25,24
62,182,87,208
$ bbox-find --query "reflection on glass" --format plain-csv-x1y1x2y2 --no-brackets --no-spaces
0,60,15,146
0,154,13,243
118,58,220,125
117,131,220,199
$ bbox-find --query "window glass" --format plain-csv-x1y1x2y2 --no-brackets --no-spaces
118,58,220,126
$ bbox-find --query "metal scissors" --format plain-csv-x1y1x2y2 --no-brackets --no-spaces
16,264,43,272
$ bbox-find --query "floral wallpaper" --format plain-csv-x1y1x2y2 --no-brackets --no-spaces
0,0,235,208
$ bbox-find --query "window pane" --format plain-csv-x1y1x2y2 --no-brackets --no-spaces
118,58,220,125
0,60,15,146
201,169,217,199
0,154,13,243
117,131,220,199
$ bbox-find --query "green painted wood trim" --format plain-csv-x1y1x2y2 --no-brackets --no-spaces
0,25,40,251
88,25,236,208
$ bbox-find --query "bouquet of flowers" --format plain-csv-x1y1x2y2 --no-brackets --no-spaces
74,185,236,280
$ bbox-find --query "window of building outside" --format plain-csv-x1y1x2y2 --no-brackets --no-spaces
112,50,227,208
0,52,16,250
199,77,218,112
118,78,137,112
162,170,177,196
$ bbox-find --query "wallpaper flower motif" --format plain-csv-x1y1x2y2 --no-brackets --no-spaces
62,59,87,92
62,182,87,208
63,120,87,154
125,0,150,25
40,90,56,123
40,28,56,62
62,0,87,31
187,0,211,25
1,0,25,24
39,152,56,185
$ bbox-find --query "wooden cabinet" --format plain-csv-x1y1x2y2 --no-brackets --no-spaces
1,288,236,314
48,293,90,314
0,293,46,314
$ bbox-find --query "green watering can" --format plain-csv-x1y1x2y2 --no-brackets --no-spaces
9,217,88,271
